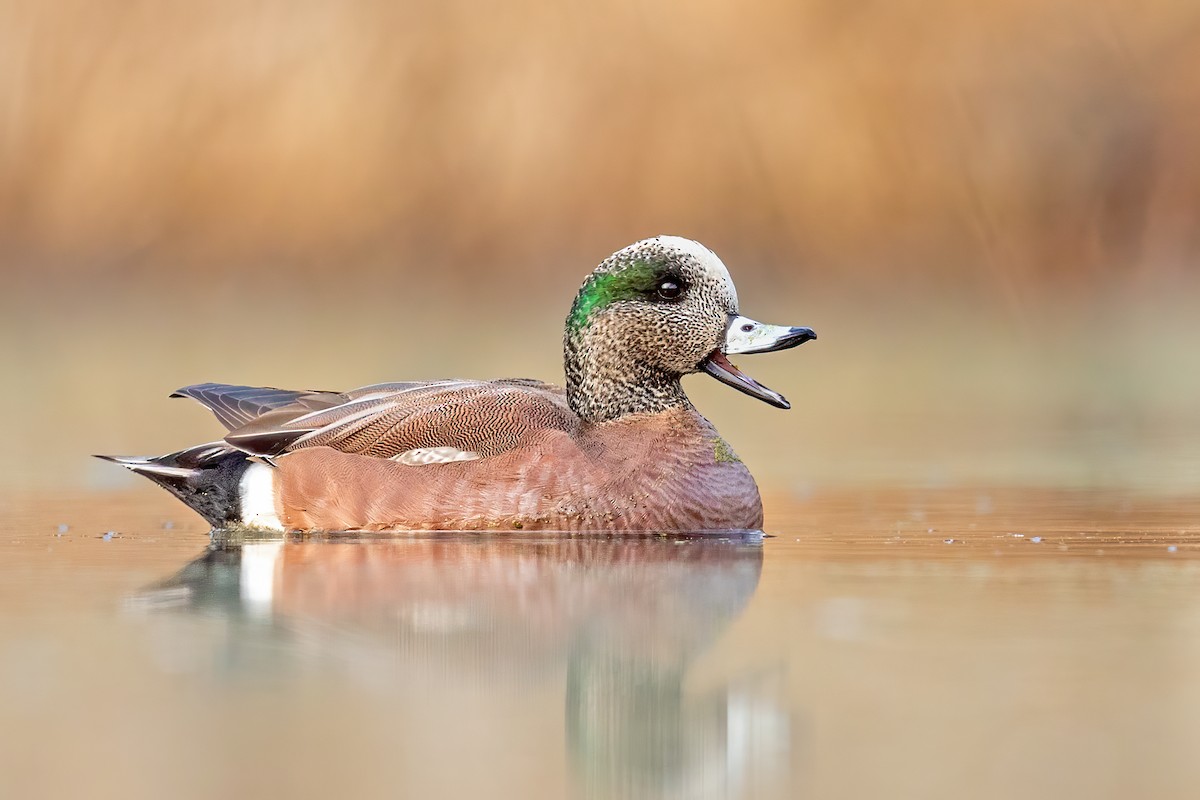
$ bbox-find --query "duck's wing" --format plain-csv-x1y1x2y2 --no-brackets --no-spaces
178,380,575,461
171,383,346,430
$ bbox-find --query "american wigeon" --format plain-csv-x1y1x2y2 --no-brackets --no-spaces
99,236,815,531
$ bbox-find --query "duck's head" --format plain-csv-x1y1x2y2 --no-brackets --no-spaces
564,236,816,422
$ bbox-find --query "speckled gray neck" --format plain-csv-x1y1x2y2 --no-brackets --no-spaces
563,327,692,423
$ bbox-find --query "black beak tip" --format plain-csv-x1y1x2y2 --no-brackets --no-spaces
791,327,817,343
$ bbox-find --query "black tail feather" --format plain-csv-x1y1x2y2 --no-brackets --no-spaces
95,443,250,528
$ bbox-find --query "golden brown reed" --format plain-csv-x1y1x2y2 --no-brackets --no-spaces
1,0,1198,286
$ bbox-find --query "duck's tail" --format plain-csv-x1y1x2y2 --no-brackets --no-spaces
94,443,281,530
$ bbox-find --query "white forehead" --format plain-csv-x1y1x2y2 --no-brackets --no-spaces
626,235,739,306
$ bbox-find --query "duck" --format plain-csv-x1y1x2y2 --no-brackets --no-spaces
99,236,816,532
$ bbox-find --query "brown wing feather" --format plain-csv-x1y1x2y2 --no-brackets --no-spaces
225,381,483,455
224,380,576,459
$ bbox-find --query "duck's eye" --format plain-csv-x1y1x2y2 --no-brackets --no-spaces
656,278,683,301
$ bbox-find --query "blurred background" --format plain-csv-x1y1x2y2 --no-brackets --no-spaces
2,0,1199,495
4,8,1200,798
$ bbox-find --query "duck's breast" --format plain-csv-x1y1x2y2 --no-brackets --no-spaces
272,409,762,531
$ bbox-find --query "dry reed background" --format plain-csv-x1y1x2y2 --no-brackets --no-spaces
1,0,1198,495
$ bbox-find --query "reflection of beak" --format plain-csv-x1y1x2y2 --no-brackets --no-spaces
701,315,816,409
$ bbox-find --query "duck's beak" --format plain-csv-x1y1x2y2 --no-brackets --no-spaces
701,315,816,409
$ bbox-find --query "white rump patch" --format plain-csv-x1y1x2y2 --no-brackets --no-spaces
390,447,481,465
239,462,285,531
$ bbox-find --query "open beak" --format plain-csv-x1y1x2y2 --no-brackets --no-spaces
701,315,816,409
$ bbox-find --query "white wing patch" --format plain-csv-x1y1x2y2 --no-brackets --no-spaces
390,447,481,465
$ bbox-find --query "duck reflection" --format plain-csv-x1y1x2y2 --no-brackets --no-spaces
134,533,788,799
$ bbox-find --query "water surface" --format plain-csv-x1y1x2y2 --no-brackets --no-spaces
2,488,1199,799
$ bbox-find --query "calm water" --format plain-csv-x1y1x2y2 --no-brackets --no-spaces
3,487,1200,799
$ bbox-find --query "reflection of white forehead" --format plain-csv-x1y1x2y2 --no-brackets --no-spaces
637,235,739,308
